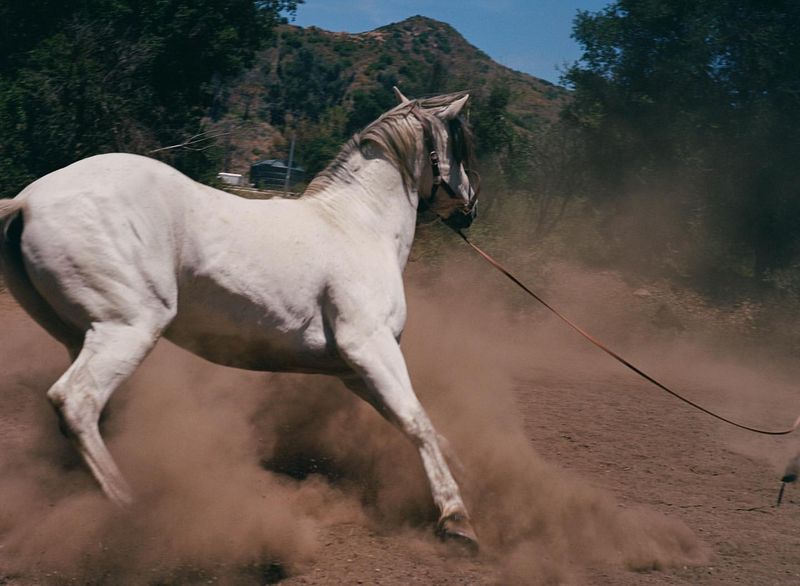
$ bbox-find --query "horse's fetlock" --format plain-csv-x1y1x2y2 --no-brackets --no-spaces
400,407,433,436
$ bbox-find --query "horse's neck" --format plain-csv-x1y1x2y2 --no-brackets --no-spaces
307,150,419,268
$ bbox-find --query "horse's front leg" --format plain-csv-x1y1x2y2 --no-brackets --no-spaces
336,326,478,550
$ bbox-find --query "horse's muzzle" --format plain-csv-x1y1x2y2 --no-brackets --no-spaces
443,202,477,230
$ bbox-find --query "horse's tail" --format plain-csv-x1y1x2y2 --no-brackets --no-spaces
0,198,23,218
0,198,25,241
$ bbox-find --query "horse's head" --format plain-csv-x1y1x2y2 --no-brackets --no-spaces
395,88,480,230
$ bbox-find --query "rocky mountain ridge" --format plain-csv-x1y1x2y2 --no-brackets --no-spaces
212,15,568,176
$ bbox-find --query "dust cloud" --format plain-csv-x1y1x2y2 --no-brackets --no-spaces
401,260,709,583
0,244,734,584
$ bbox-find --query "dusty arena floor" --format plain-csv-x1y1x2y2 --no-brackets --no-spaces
2,256,800,585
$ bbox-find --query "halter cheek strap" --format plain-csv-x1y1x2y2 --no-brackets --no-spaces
419,118,479,219
428,150,454,199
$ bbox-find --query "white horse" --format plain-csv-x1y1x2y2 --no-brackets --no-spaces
0,89,480,547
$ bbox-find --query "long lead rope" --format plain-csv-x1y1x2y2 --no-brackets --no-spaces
453,228,800,436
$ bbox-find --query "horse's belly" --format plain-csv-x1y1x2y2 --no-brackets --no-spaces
164,323,346,374
164,297,346,374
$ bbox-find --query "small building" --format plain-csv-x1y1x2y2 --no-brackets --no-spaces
249,159,306,190
216,172,246,187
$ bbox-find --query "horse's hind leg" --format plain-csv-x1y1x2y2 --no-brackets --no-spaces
337,327,478,549
1,215,83,354
47,321,162,506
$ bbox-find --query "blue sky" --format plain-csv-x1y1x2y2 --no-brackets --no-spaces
291,0,611,84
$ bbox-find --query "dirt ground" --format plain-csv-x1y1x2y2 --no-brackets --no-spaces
2,251,800,585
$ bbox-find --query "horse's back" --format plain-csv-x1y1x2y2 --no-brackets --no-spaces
13,154,190,330
20,153,192,227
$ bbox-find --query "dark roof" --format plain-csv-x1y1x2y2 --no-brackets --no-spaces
251,159,305,172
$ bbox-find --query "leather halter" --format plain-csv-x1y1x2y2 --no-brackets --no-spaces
415,108,480,224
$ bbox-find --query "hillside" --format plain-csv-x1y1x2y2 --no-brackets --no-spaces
211,15,569,177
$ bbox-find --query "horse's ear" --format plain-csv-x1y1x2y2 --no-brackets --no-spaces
393,86,411,104
437,94,470,120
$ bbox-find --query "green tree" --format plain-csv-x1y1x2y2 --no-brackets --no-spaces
295,105,348,176
563,0,800,280
266,37,350,127
0,0,301,197
470,83,515,159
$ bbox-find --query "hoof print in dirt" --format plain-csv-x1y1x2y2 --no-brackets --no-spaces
436,513,479,554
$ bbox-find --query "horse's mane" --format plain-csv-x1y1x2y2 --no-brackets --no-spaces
303,94,476,197
303,101,420,196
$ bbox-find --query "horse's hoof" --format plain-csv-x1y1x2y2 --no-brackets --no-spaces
436,513,479,554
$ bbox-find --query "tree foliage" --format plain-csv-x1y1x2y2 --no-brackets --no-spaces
470,84,515,159
0,0,300,196
563,0,800,280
